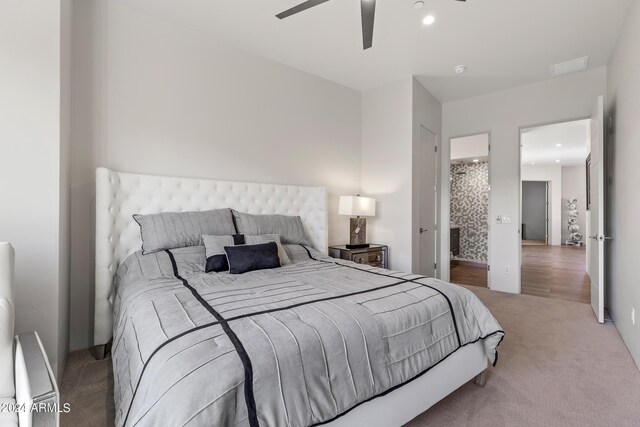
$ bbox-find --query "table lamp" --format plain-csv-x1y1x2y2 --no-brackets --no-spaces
339,195,376,248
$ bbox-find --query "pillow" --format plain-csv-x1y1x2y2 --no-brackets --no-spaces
232,211,312,246
283,244,316,263
203,234,245,273
203,234,291,273
245,234,291,266
225,242,280,274
133,208,236,254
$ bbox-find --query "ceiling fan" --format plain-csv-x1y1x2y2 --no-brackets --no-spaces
276,0,467,50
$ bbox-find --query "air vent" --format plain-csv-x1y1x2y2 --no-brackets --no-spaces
551,56,589,77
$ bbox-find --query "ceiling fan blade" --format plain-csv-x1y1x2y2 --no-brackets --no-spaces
361,0,376,49
276,0,331,19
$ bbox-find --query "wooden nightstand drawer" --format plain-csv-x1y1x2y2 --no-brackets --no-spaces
352,251,383,265
329,244,388,269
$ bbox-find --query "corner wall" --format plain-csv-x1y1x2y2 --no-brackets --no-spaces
360,78,442,274
0,0,71,379
361,79,414,272
606,0,640,369
412,79,443,273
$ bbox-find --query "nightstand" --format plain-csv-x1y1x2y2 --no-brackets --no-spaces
328,244,388,269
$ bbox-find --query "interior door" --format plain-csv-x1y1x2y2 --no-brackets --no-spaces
419,126,437,277
588,95,606,323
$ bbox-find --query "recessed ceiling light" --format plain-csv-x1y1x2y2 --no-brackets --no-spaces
473,159,479,162
422,15,435,25
454,65,466,74
555,160,561,163
556,143,562,147
414,1,425,9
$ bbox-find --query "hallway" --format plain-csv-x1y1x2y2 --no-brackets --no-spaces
521,245,590,304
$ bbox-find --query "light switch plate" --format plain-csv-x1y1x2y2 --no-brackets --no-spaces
502,215,512,224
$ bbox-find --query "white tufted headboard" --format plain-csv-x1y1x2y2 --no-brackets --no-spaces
94,167,328,346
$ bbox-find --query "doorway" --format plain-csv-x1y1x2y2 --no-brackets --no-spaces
522,181,549,245
449,133,490,287
418,126,438,278
520,119,591,304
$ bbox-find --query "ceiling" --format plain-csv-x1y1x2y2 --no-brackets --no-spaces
521,119,590,166
114,0,630,102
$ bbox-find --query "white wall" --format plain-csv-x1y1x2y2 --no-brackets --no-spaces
361,79,413,272
0,0,70,379
521,164,562,245
69,0,362,349
606,0,640,369
561,165,587,243
441,68,607,293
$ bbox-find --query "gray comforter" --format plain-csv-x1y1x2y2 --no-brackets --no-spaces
111,245,503,427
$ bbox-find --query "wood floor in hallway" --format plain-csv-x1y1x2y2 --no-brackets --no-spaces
450,263,488,287
521,244,590,304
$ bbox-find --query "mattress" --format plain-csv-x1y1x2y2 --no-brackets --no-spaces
111,245,503,426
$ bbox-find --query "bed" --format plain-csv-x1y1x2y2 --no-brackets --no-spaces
94,168,504,427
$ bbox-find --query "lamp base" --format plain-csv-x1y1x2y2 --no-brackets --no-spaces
346,243,370,249
349,217,368,247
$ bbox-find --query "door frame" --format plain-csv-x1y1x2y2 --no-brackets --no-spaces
443,131,492,288
517,116,590,286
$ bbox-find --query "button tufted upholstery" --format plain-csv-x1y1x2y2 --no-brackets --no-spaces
94,168,329,346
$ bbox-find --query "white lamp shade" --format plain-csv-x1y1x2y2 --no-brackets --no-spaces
338,196,376,217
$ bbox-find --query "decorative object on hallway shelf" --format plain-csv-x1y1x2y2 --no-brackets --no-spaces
565,197,584,246
339,195,376,249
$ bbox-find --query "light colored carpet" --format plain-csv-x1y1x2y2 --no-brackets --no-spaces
60,286,640,426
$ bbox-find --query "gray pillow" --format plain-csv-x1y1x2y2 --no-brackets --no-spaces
232,211,312,246
134,209,236,254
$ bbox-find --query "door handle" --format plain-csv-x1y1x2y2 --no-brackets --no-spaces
589,235,614,241
420,228,428,234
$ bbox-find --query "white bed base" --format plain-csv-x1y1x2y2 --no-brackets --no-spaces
326,341,487,427
94,167,488,426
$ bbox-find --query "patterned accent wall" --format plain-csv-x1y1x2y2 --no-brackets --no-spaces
450,162,489,262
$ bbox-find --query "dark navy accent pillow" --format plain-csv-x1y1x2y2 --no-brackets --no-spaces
204,234,245,273
224,242,281,275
